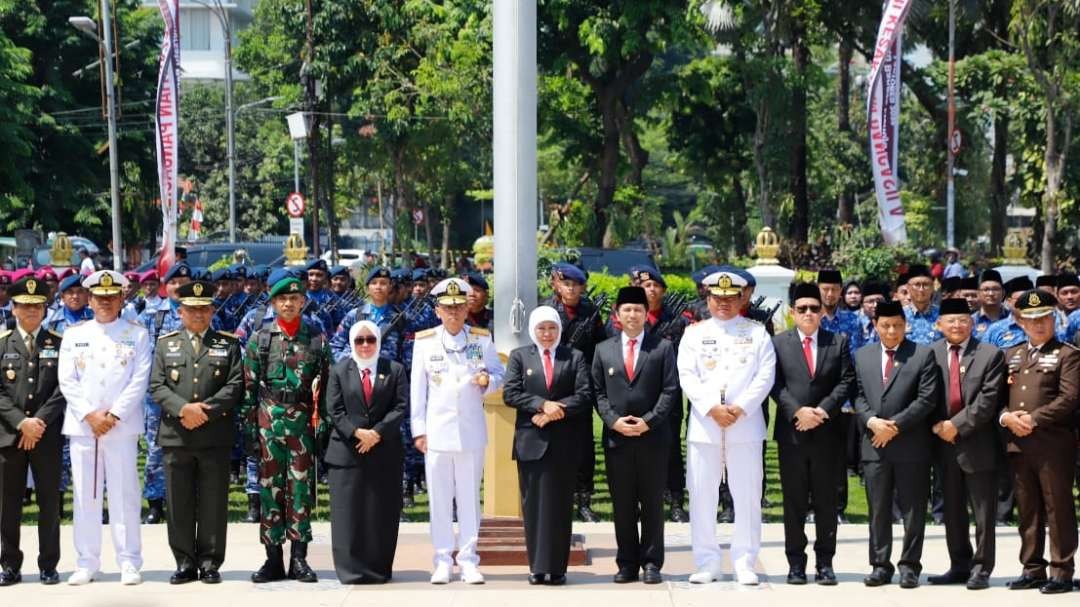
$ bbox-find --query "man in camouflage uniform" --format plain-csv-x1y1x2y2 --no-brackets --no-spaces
137,262,196,524
241,273,330,584
542,263,607,521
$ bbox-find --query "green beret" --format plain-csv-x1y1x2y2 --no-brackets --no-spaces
269,277,304,298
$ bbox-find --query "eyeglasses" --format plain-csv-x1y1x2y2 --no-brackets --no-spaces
795,305,821,314
908,281,934,290
353,336,378,345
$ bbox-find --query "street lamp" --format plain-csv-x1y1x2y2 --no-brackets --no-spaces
69,9,123,271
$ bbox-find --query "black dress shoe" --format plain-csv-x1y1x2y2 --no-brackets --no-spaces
613,568,639,583
899,570,919,589
928,569,969,585
528,573,545,585
642,565,662,585
0,569,21,586
1039,579,1072,594
863,567,892,587
1008,575,1047,590
170,568,198,584
717,507,734,524
669,504,689,523
815,566,837,586
547,574,566,586
200,568,222,584
787,566,807,585
966,571,990,590
40,570,59,585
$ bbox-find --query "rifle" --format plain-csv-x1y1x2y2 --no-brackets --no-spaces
652,293,690,339
382,294,434,339
566,293,609,350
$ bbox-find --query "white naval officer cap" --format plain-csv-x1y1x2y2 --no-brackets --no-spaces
82,269,128,296
431,277,471,306
702,270,746,297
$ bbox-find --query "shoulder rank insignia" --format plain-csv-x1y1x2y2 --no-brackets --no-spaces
48,329,62,339
159,330,180,340
469,326,490,336
0,330,11,340
215,331,239,340
415,328,437,339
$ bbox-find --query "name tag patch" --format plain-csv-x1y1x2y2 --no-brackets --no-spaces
209,348,228,357
2,353,19,359
39,350,59,359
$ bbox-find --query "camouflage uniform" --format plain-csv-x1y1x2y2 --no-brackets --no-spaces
903,303,942,345
240,319,330,546
214,291,247,332
973,307,1010,340
820,308,865,351
984,316,1027,349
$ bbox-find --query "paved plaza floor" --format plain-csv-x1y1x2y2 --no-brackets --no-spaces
0,521,1074,606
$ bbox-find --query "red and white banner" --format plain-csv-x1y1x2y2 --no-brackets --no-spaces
155,0,180,280
189,197,203,242
866,0,911,245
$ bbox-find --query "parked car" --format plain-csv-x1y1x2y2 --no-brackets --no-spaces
135,242,287,272
567,247,657,277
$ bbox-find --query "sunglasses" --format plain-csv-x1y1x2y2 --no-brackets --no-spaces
795,305,821,314
353,336,378,346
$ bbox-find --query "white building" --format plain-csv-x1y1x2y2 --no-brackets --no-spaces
141,1,256,81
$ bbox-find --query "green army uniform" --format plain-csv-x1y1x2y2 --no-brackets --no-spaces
239,272,330,584
149,281,245,583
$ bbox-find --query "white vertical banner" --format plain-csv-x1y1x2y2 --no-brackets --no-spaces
155,0,180,278
867,0,912,245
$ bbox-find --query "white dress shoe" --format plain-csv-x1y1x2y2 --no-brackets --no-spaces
689,562,722,584
120,564,142,586
460,565,485,585
67,569,97,586
430,563,451,584
734,564,759,586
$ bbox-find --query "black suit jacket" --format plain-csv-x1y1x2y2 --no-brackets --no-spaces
324,357,408,467
0,328,65,449
854,339,942,463
591,332,678,449
770,328,855,449
931,338,1005,473
502,344,592,461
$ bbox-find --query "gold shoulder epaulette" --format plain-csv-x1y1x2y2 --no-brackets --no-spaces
48,329,62,338
415,328,437,339
469,326,490,336
215,330,239,339
158,330,180,340
0,330,11,340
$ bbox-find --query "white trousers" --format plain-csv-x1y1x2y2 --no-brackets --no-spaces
688,440,763,571
69,435,143,572
425,449,484,568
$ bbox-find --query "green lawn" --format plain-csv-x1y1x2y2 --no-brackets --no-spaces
17,400,872,524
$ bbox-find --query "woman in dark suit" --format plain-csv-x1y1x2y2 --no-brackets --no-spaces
503,305,593,585
325,319,409,584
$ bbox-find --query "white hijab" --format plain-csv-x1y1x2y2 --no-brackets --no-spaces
528,306,563,356
349,320,381,369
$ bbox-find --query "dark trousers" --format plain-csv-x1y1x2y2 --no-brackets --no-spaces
1010,450,1078,581
605,437,669,571
864,459,930,574
162,446,231,571
665,400,684,498
573,413,595,496
939,453,996,575
519,449,575,575
778,444,838,568
0,443,62,572
327,443,403,584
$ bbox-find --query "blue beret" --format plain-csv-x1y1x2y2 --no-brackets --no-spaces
58,274,83,293
463,272,489,291
390,268,410,283
210,268,233,282
304,259,329,274
692,264,722,285
366,267,392,284
228,264,248,279
162,263,192,283
552,263,586,285
732,267,755,288
411,268,429,282
191,267,212,282
629,265,666,288
249,265,269,281
268,268,303,290
329,265,350,278
286,266,305,280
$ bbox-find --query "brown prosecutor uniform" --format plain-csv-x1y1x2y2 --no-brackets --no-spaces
1002,338,1079,581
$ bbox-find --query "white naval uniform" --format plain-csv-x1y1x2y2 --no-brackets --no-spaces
410,324,504,569
677,315,775,573
58,318,151,574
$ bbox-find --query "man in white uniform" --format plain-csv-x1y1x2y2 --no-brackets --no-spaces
411,278,504,585
678,270,776,585
57,270,151,586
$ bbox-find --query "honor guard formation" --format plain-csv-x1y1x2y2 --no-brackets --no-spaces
4,257,1080,594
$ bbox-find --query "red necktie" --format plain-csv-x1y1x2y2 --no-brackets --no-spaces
803,336,815,378
883,349,895,385
948,345,963,416
543,349,554,390
361,368,373,406
625,338,637,381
